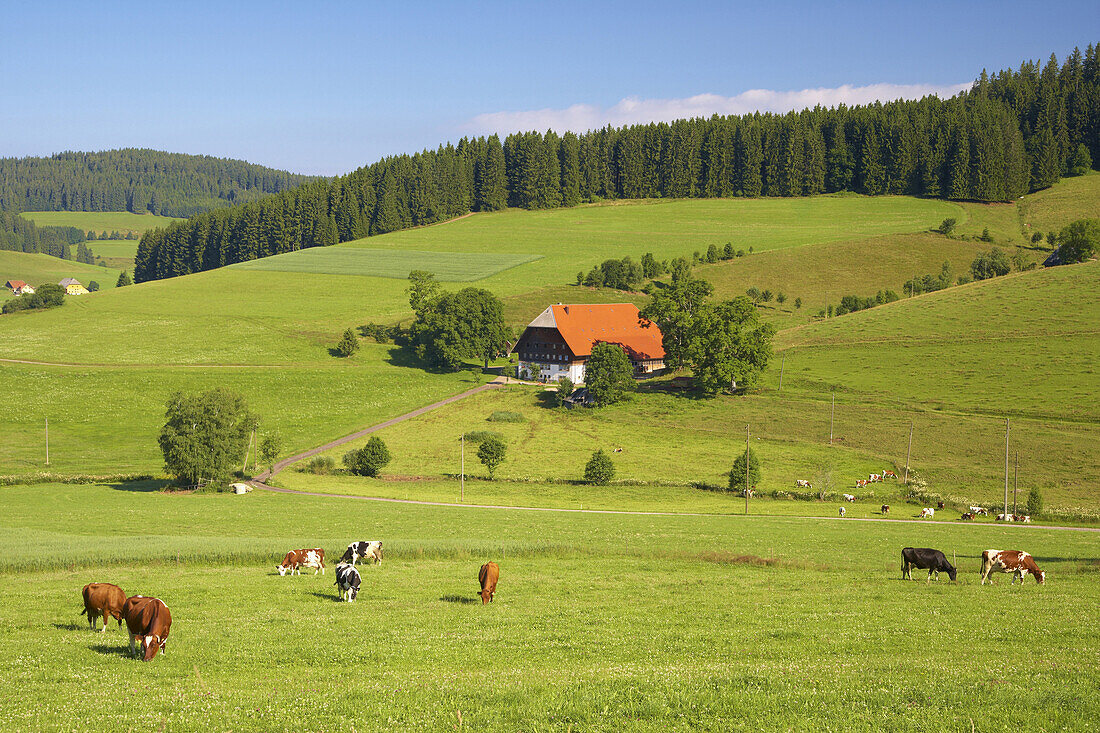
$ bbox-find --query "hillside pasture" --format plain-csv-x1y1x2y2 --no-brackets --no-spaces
82,239,138,269
19,210,182,235
0,250,119,301
231,246,541,281
0,483,1096,731
1019,171,1100,235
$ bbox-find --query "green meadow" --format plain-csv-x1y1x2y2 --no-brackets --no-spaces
0,250,120,300
231,246,541,281
19,210,182,235
0,483,1096,732
82,239,138,269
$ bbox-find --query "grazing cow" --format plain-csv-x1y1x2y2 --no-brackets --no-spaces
960,512,976,521
901,547,957,582
856,479,869,489
122,596,172,661
918,507,935,519
882,470,898,479
869,473,882,483
842,493,856,502
795,480,812,489
936,501,945,510
980,550,1045,585
969,506,988,516
340,541,383,566
1017,515,1031,524
838,507,846,517
81,583,127,633
277,548,325,576
334,563,362,602
880,504,890,515
996,513,1011,522
478,561,499,605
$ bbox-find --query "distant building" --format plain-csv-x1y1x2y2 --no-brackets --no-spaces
512,303,665,383
59,278,89,295
5,280,33,296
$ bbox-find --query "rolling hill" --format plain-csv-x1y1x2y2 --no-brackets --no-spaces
0,250,120,300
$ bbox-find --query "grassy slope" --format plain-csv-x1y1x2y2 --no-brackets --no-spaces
0,483,1096,731
19,210,182,235
83,239,138,269
0,250,120,300
1019,171,1100,234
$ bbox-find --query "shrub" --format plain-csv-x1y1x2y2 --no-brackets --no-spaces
487,410,526,423
88,281,100,292
585,342,634,406
116,270,132,287
463,430,503,444
554,377,574,408
1031,231,1044,244
761,289,773,303
776,292,786,305
706,244,719,263
335,328,360,357
723,242,735,259
584,449,615,485
477,436,507,479
1068,143,1093,176
980,227,993,243
1026,488,1044,517
728,447,761,493
343,436,391,477
794,297,802,309
970,248,1011,280
305,456,335,474
1054,219,1100,264
936,218,958,235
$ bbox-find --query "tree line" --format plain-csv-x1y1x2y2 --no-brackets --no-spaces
135,45,1100,283
0,211,85,259
0,149,317,218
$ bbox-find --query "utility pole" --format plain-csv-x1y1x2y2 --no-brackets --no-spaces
460,434,465,502
745,424,750,515
45,417,49,466
778,355,785,394
1013,450,1019,515
1004,418,1010,515
829,393,835,445
904,422,913,484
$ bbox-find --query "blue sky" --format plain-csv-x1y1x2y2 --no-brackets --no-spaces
1,1,1095,175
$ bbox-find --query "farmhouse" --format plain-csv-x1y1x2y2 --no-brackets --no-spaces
512,303,664,383
59,278,89,295
5,280,34,296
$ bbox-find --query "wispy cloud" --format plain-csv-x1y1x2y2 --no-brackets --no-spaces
466,82,971,136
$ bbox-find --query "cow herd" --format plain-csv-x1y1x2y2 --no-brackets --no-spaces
901,547,1046,585
80,583,172,661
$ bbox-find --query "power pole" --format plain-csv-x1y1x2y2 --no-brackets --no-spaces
745,424,750,515
1004,418,1010,515
904,422,913,484
829,393,835,445
1013,450,1019,515
45,417,49,466
460,434,465,502
778,355,785,394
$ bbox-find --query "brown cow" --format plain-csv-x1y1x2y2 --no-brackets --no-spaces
960,512,976,521
277,548,325,576
478,562,499,604
122,596,172,661
979,550,1045,585
880,504,890,515
81,583,126,633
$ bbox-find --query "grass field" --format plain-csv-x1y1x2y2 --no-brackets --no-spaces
0,250,120,301
0,483,1096,731
82,239,138,270
20,210,182,235
1019,171,1100,236
231,246,541,281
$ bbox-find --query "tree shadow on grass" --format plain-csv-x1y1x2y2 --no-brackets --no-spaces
439,595,480,605
108,479,174,493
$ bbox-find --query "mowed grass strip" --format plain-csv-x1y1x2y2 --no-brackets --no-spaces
231,246,542,281
19,210,182,235
0,484,1096,731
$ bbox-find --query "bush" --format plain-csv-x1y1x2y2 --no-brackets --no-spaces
776,292,786,305
722,242,735,259
1031,231,1044,244
477,436,507,479
1053,219,1100,264
585,342,634,406
463,430,503,444
728,447,761,493
937,218,957,235
1026,488,1044,517
554,377,574,408
88,281,100,292
116,270,132,287
706,244,719,263
794,297,802,309
979,227,993,243
1068,143,1093,177
335,328,360,357
2,283,66,314
970,248,1011,280
584,449,615,485
305,456,335,474
487,410,526,423
343,436,391,477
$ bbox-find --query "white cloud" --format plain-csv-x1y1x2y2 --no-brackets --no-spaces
466,82,971,136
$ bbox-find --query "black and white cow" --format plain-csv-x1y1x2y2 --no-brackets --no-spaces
901,547,957,582
334,563,361,602
340,540,383,566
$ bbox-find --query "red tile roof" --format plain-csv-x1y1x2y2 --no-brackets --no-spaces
550,303,664,360
6,280,27,289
